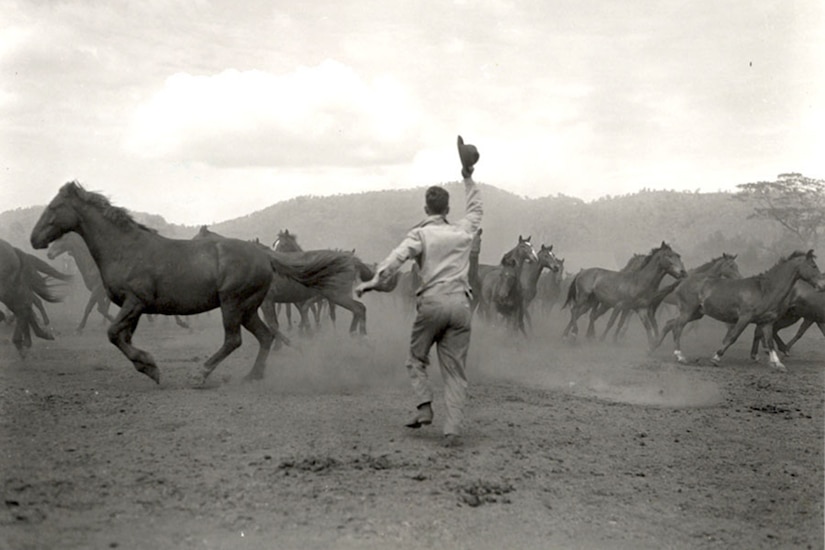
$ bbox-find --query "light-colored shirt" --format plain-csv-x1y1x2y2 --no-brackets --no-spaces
376,179,483,298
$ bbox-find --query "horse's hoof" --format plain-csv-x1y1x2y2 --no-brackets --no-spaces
141,365,160,384
710,354,721,366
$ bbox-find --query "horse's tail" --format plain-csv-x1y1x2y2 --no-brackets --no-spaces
562,273,579,310
16,250,69,303
22,251,73,282
267,249,355,294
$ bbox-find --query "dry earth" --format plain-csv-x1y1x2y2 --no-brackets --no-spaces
1,292,823,550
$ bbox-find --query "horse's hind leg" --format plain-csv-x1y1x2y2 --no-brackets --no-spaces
600,308,622,341
329,295,366,335
241,312,275,381
711,319,751,365
198,306,244,385
784,319,814,352
586,302,609,340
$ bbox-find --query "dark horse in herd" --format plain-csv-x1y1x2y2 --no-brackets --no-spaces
30,181,354,384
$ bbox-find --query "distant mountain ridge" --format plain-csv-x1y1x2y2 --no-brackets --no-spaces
0,184,783,274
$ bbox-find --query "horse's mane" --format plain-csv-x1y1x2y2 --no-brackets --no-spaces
637,242,673,270
777,250,809,264
63,181,157,234
621,253,649,271
754,250,812,290
692,253,736,274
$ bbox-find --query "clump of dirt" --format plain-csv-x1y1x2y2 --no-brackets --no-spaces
451,479,515,507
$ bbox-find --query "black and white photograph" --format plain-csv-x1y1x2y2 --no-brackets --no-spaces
1,1,823,549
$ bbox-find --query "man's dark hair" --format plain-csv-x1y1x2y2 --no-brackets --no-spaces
425,186,450,215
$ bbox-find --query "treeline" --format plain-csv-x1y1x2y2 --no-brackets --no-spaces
0,184,788,276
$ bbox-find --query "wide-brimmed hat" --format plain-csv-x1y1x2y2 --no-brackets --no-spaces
457,135,479,172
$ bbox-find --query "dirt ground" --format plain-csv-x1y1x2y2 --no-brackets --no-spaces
1,291,823,550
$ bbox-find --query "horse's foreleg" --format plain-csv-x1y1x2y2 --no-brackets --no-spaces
106,300,158,383
750,326,763,360
758,323,785,371
636,310,656,348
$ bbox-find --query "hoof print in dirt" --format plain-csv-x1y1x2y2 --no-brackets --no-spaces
278,456,339,474
454,480,514,507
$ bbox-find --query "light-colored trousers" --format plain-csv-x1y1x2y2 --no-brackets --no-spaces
406,292,472,435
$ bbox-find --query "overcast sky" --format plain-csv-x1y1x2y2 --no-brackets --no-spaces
1,0,823,225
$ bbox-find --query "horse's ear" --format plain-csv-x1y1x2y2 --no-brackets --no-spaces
548,244,553,251
526,235,532,242
477,228,483,235
519,235,524,242
807,249,815,259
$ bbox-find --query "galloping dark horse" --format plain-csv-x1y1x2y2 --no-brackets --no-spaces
750,280,825,360
0,238,71,355
656,250,824,370
650,253,743,362
479,235,539,334
31,182,353,384
521,244,563,327
562,242,686,346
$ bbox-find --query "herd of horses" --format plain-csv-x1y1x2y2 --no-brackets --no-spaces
2,180,824,384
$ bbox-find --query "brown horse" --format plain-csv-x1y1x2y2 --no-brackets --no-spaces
750,280,825,359
656,250,823,370
31,182,353,384
650,253,743,361
610,253,741,343
521,244,563,327
0,239,71,355
562,242,686,345
479,235,539,334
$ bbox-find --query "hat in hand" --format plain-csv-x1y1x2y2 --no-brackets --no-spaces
457,135,479,178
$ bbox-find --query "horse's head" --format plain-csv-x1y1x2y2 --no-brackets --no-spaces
717,253,742,280
537,244,563,273
31,182,84,250
795,250,825,291
516,235,539,263
654,241,687,278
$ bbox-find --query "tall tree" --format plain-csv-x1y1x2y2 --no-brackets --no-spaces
734,173,825,249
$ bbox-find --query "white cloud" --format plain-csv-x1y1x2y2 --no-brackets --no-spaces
123,60,424,167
